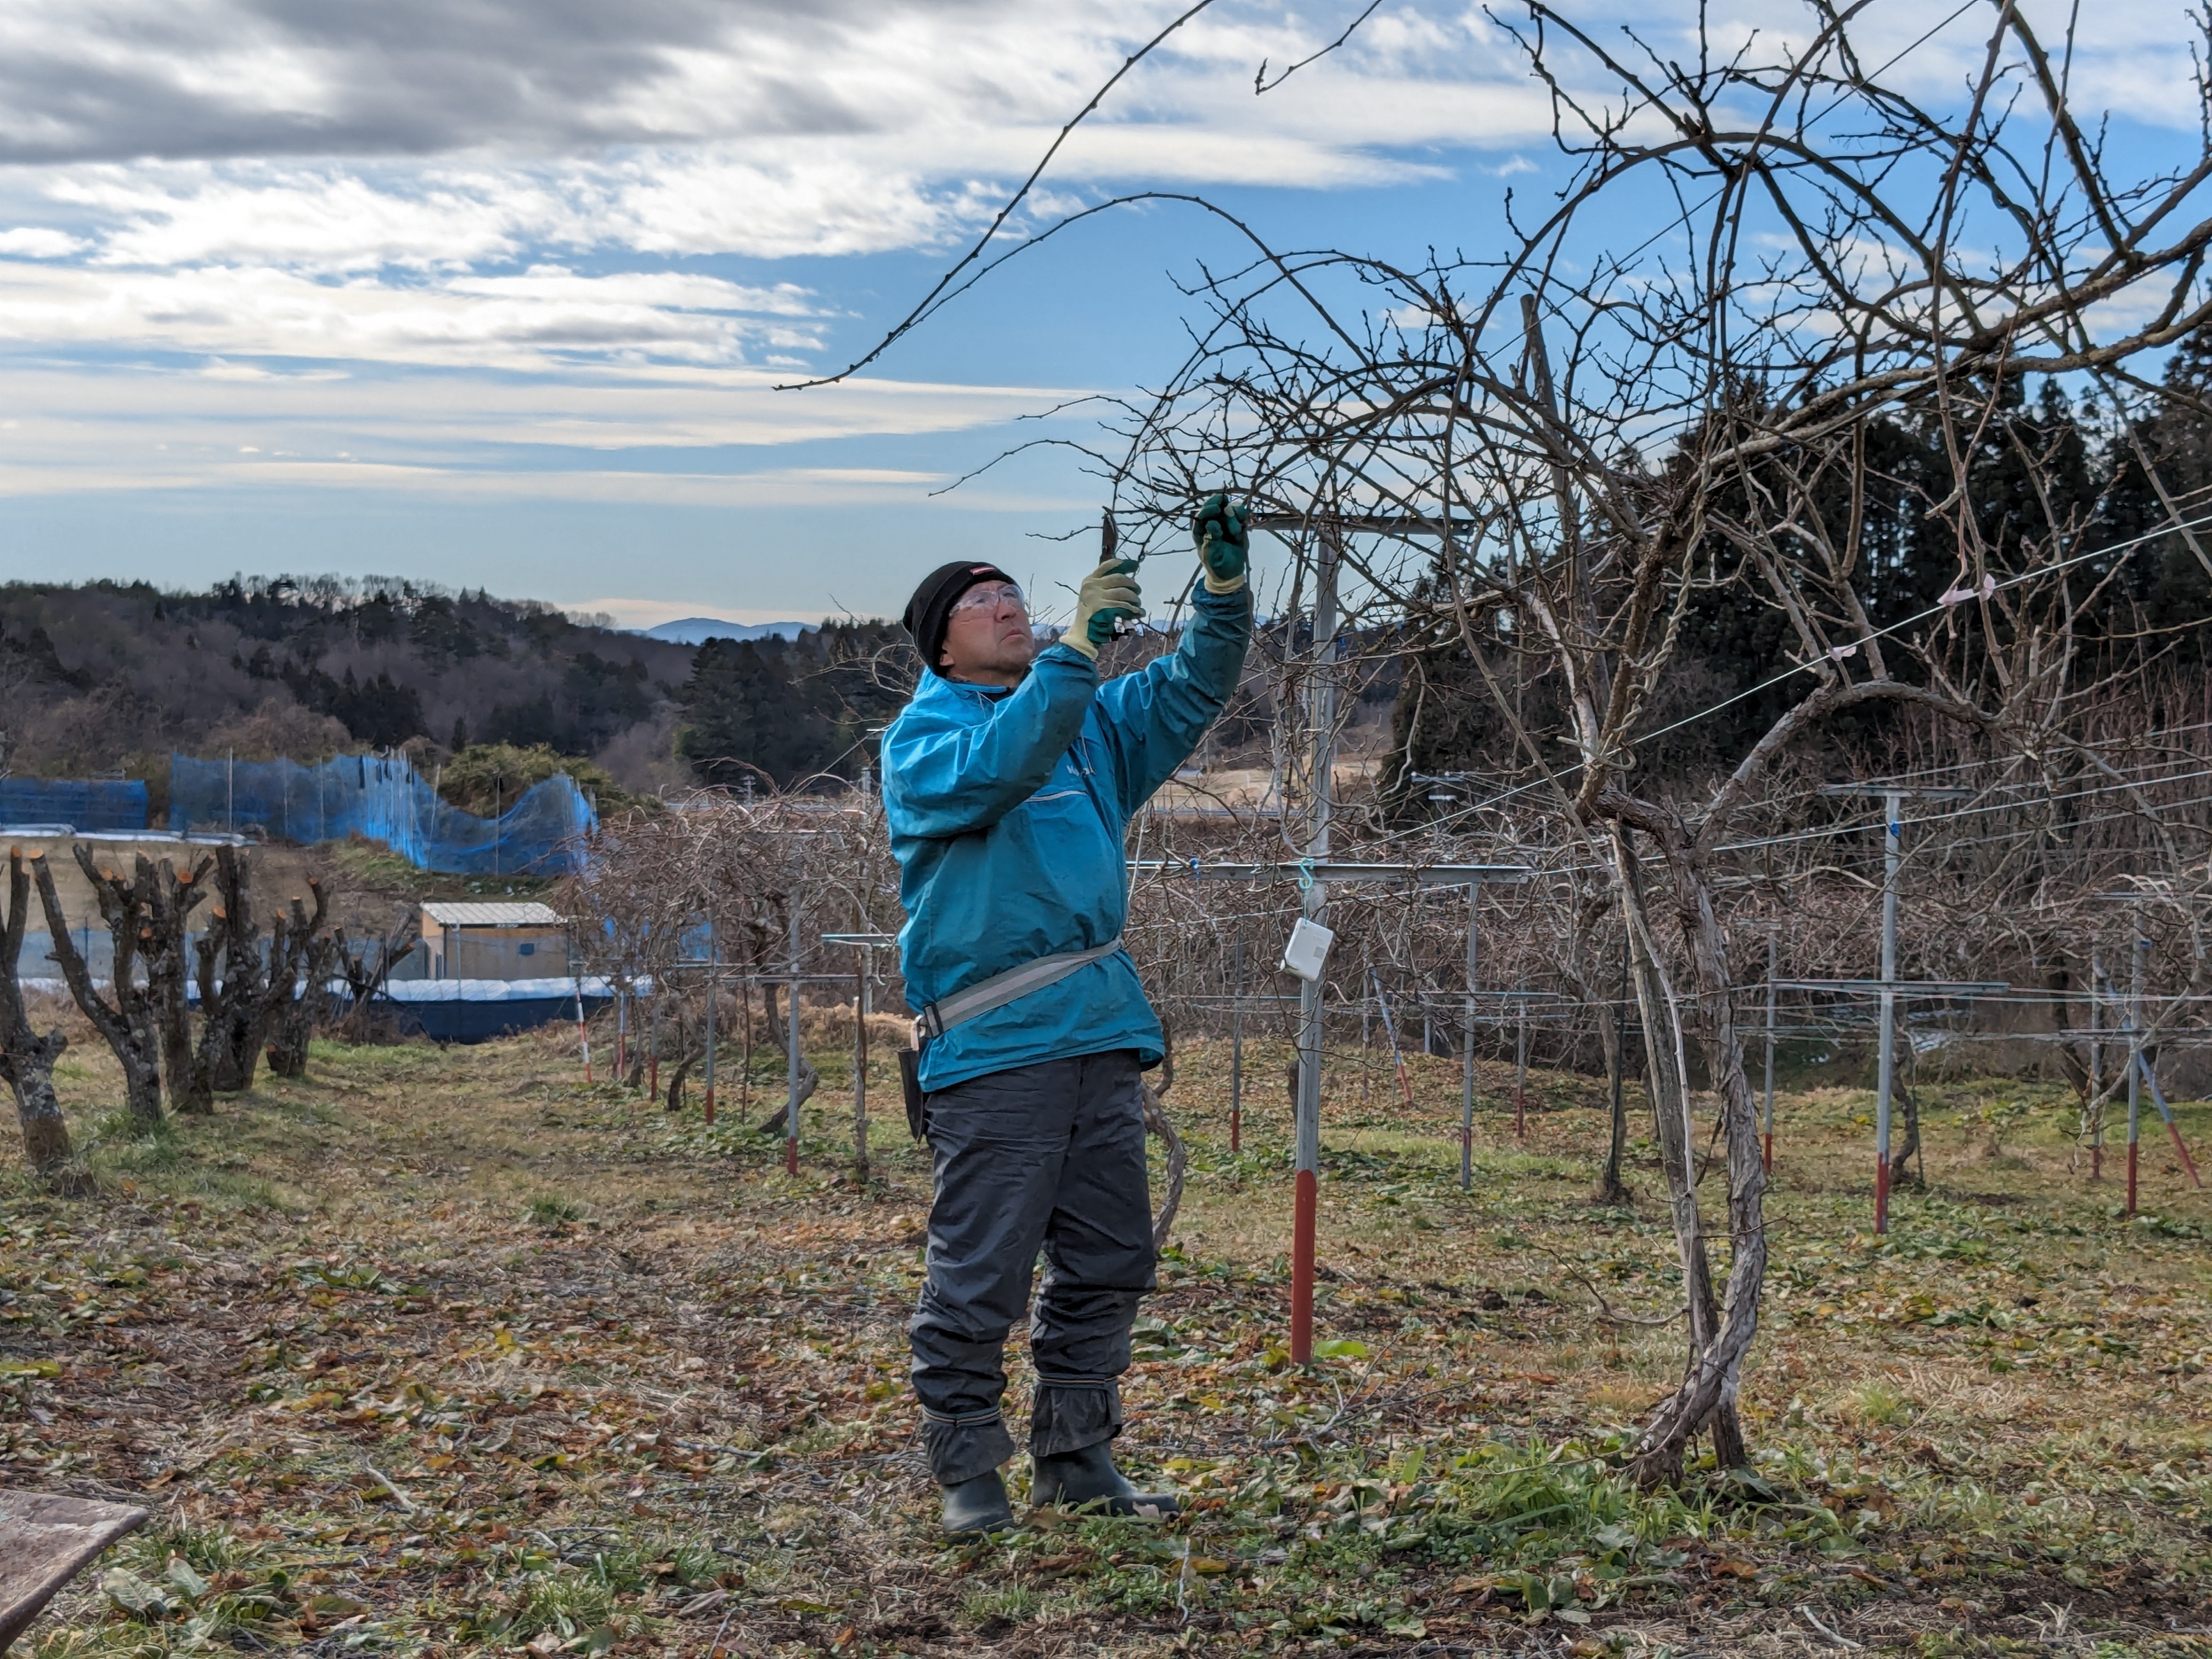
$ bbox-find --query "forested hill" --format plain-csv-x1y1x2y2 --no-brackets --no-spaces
0,577,910,813
1385,376,2212,811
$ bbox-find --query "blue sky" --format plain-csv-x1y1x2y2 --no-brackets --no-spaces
0,0,2198,630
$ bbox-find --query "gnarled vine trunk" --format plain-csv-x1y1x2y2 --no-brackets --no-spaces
196,846,269,1094
2,847,78,1186
35,849,163,1130
143,855,214,1113
260,883,336,1081
1604,817,1753,1479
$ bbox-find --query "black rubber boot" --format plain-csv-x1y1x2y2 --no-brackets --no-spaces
1029,1441,1178,1518
940,1469,1014,1537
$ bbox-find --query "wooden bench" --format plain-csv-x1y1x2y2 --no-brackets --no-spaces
0,1491,150,1652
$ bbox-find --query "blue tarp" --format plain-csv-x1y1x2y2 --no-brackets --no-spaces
0,778,148,832
168,753,595,874
375,976,613,1043
16,973,616,1045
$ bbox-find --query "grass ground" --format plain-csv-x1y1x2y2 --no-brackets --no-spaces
3,1013,2209,1657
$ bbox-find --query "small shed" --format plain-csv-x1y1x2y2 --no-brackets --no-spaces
421,901,571,981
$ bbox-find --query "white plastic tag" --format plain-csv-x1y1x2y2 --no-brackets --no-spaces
1281,917,1335,982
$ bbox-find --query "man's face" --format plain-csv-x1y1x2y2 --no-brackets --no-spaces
937,580,1035,685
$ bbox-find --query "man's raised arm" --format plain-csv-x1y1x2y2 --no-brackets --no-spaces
1092,494,1256,814
881,646,1097,838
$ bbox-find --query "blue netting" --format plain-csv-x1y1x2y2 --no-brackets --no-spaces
0,778,149,831
168,754,595,874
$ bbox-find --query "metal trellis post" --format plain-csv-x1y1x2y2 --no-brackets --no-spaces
1371,969,1415,1110
1291,526,1340,1367
786,906,803,1176
1230,938,1245,1156
855,947,870,1178
1763,928,1778,1172
1460,882,1478,1191
824,932,898,1180
2087,948,2103,1180
1820,782,1970,1234
1514,983,1528,1137
1875,790,1901,1233
574,972,592,1086
702,914,716,1125
2128,923,2144,1216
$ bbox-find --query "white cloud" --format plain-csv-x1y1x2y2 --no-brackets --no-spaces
0,354,1092,507
0,257,832,369
0,226,83,257
0,0,2196,534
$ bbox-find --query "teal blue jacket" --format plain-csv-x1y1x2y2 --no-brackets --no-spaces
883,584,1254,1090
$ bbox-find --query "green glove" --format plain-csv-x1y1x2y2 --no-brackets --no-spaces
1192,493,1249,593
1064,557,1142,661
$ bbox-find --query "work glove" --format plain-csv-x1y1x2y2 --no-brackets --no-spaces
1063,557,1142,661
1194,491,1248,592
1191,493,1249,594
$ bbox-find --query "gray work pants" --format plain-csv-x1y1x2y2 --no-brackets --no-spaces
909,1049,1154,1486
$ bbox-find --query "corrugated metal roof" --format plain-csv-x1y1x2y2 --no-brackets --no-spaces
421,901,565,928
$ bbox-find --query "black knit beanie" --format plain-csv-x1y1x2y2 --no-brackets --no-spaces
901,560,1017,674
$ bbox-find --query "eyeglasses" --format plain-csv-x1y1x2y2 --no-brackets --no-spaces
949,582,1025,617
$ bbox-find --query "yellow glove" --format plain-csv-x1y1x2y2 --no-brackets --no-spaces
1063,558,1142,661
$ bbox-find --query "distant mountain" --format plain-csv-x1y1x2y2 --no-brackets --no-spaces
641,617,816,646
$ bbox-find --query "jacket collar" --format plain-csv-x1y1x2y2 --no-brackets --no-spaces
912,669,1014,715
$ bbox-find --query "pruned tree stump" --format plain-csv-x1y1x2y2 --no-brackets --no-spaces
0,1489,150,1652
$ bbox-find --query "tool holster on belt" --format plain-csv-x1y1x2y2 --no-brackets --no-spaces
899,1019,929,1143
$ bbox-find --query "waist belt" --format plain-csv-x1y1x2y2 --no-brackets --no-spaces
918,934,1124,1041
